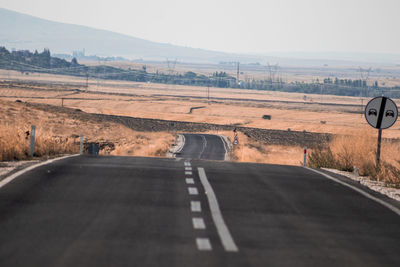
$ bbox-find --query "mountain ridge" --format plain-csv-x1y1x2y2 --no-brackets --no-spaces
0,7,250,63
1,8,399,65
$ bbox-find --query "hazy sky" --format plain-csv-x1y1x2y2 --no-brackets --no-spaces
1,0,399,54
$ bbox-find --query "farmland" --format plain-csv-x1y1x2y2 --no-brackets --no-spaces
0,68,399,168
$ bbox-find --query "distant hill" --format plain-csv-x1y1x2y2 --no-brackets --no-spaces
0,8,262,63
1,8,399,66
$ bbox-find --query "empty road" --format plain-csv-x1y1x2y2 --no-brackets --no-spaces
177,134,228,160
0,134,400,266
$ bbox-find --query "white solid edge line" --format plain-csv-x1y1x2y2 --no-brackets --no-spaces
196,238,212,251
175,134,185,154
306,167,400,217
218,135,229,161
191,201,202,212
198,167,239,252
0,154,80,189
199,135,207,159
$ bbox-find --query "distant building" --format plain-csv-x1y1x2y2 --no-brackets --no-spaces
72,48,85,59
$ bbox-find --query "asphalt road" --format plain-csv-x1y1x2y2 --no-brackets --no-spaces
177,134,228,160
0,134,400,266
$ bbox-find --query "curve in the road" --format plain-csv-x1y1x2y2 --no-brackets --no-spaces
177,134,228,160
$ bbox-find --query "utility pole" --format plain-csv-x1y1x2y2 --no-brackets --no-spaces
236,62,240,86
7,58,11,90
207,84,210,104
85,71,89,89
320,82,323,103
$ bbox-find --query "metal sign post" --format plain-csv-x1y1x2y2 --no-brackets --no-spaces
376,129,382,165
365,96,398,166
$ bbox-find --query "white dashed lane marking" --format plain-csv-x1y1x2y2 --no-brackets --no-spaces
183,160,212,251
196,238,212,251
186,178,194,184
191,201,201,212
188,187,198,195
192,217,206,229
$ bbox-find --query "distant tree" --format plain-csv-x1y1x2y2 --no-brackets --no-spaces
334,77,339,86
39,48,51,67
184,71,197,79
71,57,78,65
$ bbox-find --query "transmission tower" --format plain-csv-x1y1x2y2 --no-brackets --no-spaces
359,67,371,82
166,58,177,75
267,63,280,86
358,67,372,114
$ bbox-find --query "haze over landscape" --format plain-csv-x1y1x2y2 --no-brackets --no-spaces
1,0,400,65
1,1,400,266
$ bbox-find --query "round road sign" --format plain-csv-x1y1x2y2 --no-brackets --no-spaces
365,96,398,129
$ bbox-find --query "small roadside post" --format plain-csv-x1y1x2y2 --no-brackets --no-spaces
233,128,238,145
30,125,36,158
365,96,398,166
303,147,307,167
79,135,84,155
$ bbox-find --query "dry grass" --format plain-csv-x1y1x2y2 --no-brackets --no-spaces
0,125,78,161
205,130,304,166
109,132,175,157
0,99,175,161
1,73,400,171
308,128,400,187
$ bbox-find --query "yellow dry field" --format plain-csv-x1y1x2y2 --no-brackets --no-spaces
2,70,400,138
1,71,400,166
0,99,175,161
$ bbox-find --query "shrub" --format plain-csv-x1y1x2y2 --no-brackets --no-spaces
308,147,337,169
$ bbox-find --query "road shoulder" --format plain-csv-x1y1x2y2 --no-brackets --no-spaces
307,167,400,212
0,154,79,188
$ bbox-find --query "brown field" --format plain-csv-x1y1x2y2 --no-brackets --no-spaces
1,71,400,173
1,70,400,138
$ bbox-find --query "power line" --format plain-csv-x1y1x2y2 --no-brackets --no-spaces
0,59,395,94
